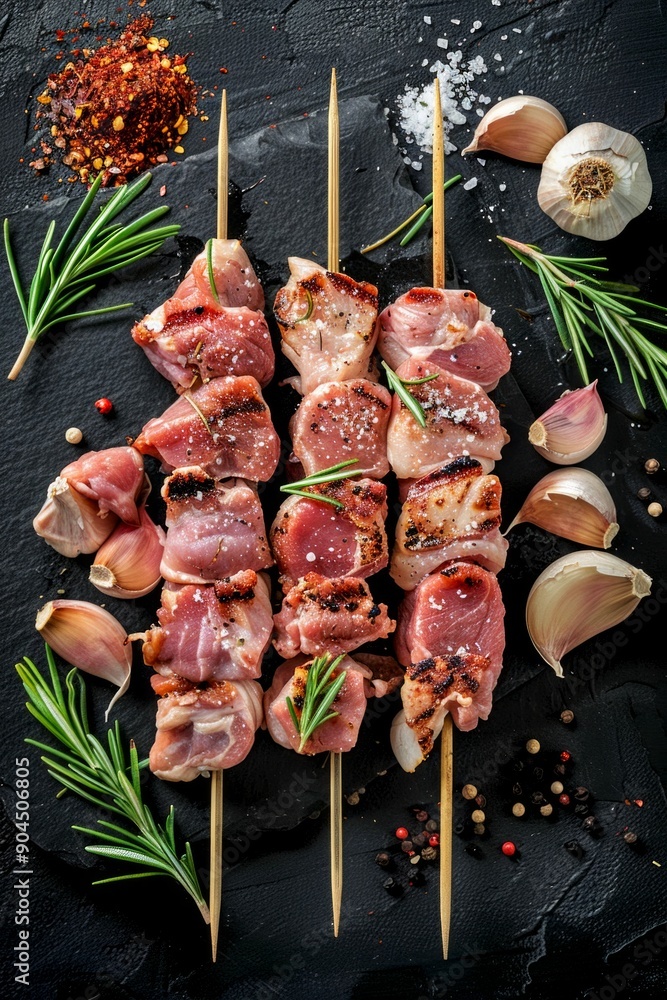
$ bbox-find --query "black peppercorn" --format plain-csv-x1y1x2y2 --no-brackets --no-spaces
425,819,438,833
383,877,402,896
530,791,546,805
574,803,590,818
513,760,525,773
637,487,651,501
416,810,429,822
532,767,544,781
553,764,566,776
623,831,638,845
375,851,391,868
475,794,487,808
564,840,584,859
454,821,466,837
413,833,427,848
409,870,426,886
400,840,414,853
512,783,523,796
560,709,575,724
582,816,601,837
574,786,590,802
465,843,483,859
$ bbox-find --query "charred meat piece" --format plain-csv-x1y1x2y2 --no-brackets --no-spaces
386,358,509,479
274,257,379,394
133,305,274,391
264,654,395,755
290,378,391,478
160,468,272,584
133,376,280,481
273,573,395,659
378,286,511,391
140,572,273,683
391,457,507,589
149,674,263,781
270,478,388,590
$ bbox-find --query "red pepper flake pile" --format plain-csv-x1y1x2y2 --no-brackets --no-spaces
34,16,197,185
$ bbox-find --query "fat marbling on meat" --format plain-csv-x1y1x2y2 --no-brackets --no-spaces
139,571,273,683
149,673,264,781
274,257,379,394
386,358,509,479
289,378,391,478
270,477,388,590
133,375,280,481
273,573,395,659
378,286,511,391
391,457,507,589
160,467,272,584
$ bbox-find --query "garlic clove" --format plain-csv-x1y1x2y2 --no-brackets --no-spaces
36,599,132,718
462,95,567,164
538,122,652,240
506,467,619,548
89,505,165,599
526,551,651,676
34,476,118,557
390,708,445,773
529,381,607,464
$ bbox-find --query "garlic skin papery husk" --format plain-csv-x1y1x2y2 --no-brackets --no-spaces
33,476,118,557
506,468,619,549
526,551,652,676
89,506,166,599
36,599,132,718
529,381,607,464
462,95,567,163
537,122,652,240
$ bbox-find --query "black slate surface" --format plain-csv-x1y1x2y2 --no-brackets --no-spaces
1,1,666,998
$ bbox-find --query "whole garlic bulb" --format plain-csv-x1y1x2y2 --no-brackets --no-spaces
538,123,652,240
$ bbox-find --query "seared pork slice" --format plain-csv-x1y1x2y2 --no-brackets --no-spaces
270,478,388,590
140,572,273,682
386,358,509,479
133,376,280,481
378,287,511,391
167,238,264,312
274,257,379,394
264,654,392,755
273,573,395,659
149,674,263,781
391,457,507,589
290,379,391,478
160,469,272,583
133,305,274,390
395,561,506,668
391,652,497,771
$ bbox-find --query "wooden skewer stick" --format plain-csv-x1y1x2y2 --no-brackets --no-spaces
432,80,454,961
209,88,228,965
327,67,343,939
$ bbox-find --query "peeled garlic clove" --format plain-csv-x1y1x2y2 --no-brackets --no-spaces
36,599,132,718
529,381,607,464
34,476,118,557
89,505,166,599
538,122,652,240
462,95,567,164
390,708,444,773
507,467,619,549
526,551,651,676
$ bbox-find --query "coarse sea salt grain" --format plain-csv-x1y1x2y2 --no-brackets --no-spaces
463,177,478,190
424,14,431,23
437,37,448,48
396,53,488,153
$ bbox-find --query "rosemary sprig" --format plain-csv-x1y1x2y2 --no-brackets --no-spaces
280,459,361,509
5,172,180,380
286,654,347,753
361,175,462,254
500,236,667,410
16,646,209,922
381,359,438,428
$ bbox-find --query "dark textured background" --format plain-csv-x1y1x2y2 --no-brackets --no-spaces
1,1,666,998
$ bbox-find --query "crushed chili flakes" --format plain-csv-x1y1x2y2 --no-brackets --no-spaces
35,16,197,185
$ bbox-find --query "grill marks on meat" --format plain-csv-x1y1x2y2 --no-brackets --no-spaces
149,674,263,781
264,655,393,755
378,286,511,392
140,572,272,683
386,358,509,479
289,379,391,478
273,573,395,659
133,376,280,481
270,478,389,589
391,458,508,589
274,257,379,394
160,468,272,584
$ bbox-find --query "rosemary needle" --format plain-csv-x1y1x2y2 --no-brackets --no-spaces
381,359,438,428
5,171,180,380
362,175,462,254
500,236,667,410
280,459,362,508
16,645,209,921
